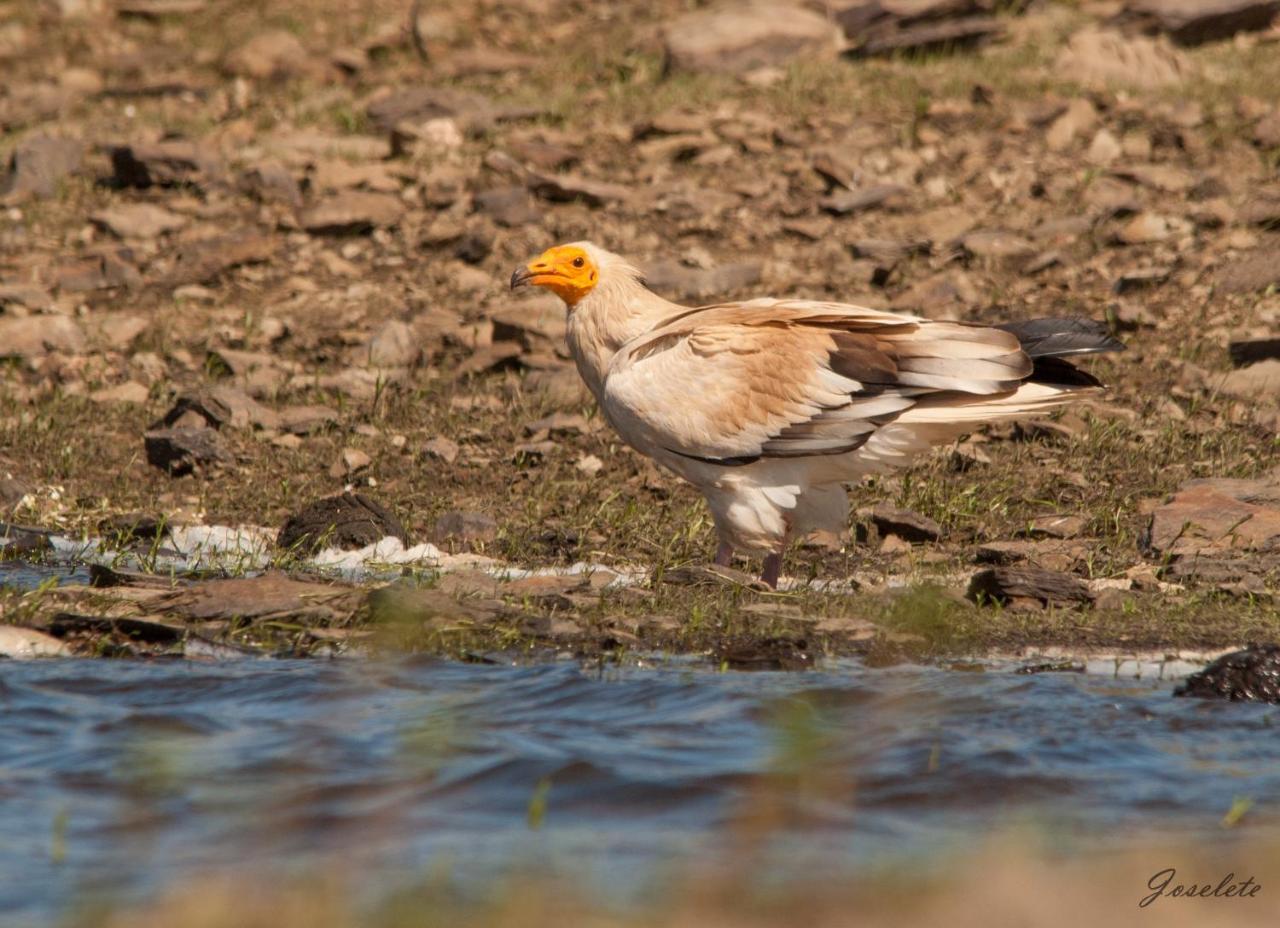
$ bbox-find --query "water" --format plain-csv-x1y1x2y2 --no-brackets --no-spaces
4,655,1279,924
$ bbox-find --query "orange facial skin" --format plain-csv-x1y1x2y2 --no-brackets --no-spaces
510,245,600,306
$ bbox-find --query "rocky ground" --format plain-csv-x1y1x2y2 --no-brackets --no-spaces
2,0,1280,664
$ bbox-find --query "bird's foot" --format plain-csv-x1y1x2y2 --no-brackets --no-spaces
714,542,734,568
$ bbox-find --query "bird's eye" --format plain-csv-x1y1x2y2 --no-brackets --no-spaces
572,257,585,268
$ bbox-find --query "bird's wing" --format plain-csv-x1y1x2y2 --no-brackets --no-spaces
603,299,1031,463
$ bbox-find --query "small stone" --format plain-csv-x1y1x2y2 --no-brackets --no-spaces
1023,515,1086,539
1055,28,1190,90
575,453,603,476
867,505,942,543
0,314,86,358
820,183,907,215
1122,0,1280,46
421,436,459,464
366,320,419,368
968,566,1092,609
663,0,840,75
301,192,404,235
0,626,69,658
1046,99,1097,152
91,202,188,239
1086,128,1123,166
434,510,498,546
330,447,372,478
144,427,234,476
224,29,309,79
525,171,631,207
1219,360,1280,402
90,381,149,405
1,135,83,202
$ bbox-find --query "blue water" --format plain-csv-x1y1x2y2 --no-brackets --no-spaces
3,656,1279,925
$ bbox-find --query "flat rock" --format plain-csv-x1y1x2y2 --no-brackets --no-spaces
0,314,86,358
160,233,274,287
156,386,279,431
366,86,495,134
366,320,419,368
156,573,361,623
641,260,763,300
434,510,498,546
1055,28,1190,89
525,171,630,207
1175,644,1280,702
1144,481,1280,557
1110,163,1197,193
968,566,1093,609
473,186,540,227
278,492,409,555
820,183,908,215
90,381,149,404
91,202,188,239
1,134,83,201
866,505,941,543
1219,359,1280,402
960,229,1037,267
663,0,841,75
1023,514,1087,539
300,191,404,234
1216,249,1280,293
143,427,234,476
0,626,70,658
109,140,225,190
223,29,309,79
420,436,459,464
1120,0,1280,45
847,14,1003,58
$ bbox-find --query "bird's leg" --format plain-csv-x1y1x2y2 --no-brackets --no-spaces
714,541,734,567
760,552,783,590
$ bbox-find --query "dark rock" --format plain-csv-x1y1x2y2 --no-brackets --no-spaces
1119,0,1280,46
1112,266,1171,293
0,521,53,556
109,140,226,190
277,492,409,555
99,512,167,544
967,566,1093,608
1,135,83,201
866,505,942,543
143,427,234,476
300,191,404,234
1175,644,1280,702
434,510,498,546
1229,338,1280,367
716,635,813,671
663,1,841,75
846,15,1004,58
454,228,493,264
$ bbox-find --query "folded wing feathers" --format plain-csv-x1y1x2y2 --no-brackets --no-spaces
606,301,1103,464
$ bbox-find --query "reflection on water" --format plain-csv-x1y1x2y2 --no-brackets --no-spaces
3,657,1278,924
0,560,93,591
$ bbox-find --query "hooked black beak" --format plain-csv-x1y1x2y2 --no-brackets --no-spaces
510,266,534,290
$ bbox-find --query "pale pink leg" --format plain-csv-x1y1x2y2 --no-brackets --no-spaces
714,542,733,567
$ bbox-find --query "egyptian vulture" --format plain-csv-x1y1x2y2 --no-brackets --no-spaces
511,242,1123,588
